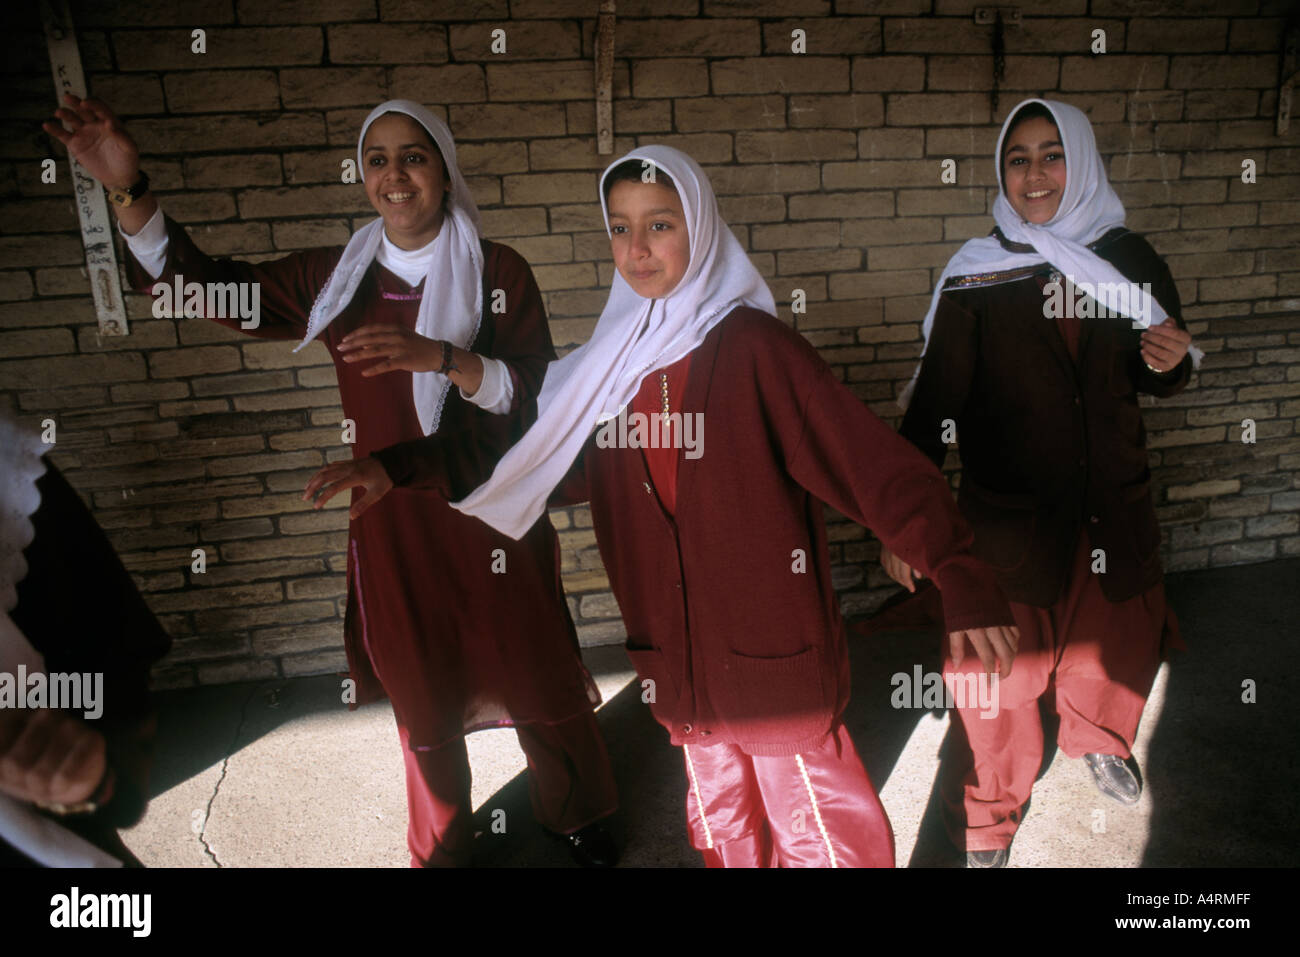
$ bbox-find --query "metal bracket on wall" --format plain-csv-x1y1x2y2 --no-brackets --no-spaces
974,8,1021,115
1278,21,1298,135
973,7,1022,27
595,0,616,154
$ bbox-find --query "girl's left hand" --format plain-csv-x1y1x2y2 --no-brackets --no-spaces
338,324,442,375
303,457,394,519
1140,319,1191,373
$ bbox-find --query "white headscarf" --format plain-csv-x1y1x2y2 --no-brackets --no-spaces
451,145,776,539
900,98,1201,407
294,99,484,435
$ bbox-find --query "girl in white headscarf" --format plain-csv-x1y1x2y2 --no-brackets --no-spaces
44,94,619,868
330,145,1022,868
881,98,1195,868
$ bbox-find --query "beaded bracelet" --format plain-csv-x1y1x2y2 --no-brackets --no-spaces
437,340,460,376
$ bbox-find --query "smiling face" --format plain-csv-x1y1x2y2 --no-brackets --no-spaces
606,179,691,300
362,112,450,250
1002,115,1067,224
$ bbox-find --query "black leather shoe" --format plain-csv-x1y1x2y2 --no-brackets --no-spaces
553,821,619,868
966,847,1008,868
1084,753,1141,806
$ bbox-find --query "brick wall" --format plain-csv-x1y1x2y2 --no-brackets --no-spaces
1,0,1296,688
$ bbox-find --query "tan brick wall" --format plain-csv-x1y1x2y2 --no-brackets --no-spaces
1,1,1296,688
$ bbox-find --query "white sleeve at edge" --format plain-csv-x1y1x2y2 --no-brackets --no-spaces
118,205,168,280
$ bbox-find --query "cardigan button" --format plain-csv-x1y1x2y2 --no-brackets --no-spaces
1089,515,1100,524
682,723,693,734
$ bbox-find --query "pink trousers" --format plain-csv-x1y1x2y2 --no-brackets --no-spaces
941,535,1179,852
682,723,895,868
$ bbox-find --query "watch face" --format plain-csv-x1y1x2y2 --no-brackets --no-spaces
108,173,147,205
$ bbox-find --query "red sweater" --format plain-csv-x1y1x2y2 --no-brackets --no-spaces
377,308,1015,756
631,353,692,515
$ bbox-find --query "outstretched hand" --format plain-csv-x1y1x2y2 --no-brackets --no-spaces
303,457,394,520
42,93,140,189
948,624,1020,678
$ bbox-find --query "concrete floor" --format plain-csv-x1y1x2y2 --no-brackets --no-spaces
121,557,1300,867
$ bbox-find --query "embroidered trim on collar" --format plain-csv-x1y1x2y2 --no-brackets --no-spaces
943,227,1131,290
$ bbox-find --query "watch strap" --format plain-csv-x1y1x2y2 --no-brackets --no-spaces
106,170,150,207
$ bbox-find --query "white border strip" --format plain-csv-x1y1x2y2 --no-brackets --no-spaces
41,0,129,337
796,753,839,868
682,744,715,850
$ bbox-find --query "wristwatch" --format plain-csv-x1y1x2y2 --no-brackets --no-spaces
106,170,150,207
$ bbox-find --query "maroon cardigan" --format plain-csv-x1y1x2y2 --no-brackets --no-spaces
378,308,1014,756
899,228,1192,607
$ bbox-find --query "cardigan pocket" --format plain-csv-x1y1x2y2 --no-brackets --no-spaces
715,645,830,746
957,479,1038,572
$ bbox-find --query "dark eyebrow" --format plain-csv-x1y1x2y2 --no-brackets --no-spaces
608,208,679,218
1006,140,1062,153
364,143,431,153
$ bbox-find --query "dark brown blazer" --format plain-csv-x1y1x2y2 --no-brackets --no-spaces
900,228,1193,607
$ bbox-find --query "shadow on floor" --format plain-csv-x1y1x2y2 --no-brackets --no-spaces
1141,557,1299,866
144,557,1300,867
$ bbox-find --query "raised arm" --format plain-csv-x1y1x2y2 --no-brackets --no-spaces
42,93,157,236
44,93,331,342
125,211,335,341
